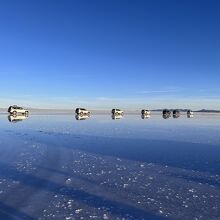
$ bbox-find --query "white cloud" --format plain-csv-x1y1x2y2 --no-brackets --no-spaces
139,90,178,94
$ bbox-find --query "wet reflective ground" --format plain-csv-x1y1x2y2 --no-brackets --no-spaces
0,113,219,219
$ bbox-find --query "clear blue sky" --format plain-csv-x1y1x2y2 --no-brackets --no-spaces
0,0,220,110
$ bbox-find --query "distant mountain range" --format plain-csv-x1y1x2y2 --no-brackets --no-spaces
146,109,220,113
195,109,220,113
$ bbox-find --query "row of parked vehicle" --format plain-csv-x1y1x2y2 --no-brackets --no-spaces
75,108,125,116
74,108,193,117
162,109,194,119
6,106,194,122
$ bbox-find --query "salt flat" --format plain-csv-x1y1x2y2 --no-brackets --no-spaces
0,114,219,219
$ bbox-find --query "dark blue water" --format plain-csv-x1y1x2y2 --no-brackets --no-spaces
0,113,219,219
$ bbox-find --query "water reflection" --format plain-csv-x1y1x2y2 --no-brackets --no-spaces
112,114,123,120
0,114,219,219
187,114,194,118
75,114,90,120
173,114,180,119
8,114,29,123
162,114,171,119
141,114,151,119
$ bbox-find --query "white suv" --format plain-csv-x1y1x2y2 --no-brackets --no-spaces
8,105,29,116
187,110,193,115
141,109,151,115
75,108,90,116
187,110,194,118
112,109,124,115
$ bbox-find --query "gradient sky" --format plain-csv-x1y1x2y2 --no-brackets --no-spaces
0,0,220,110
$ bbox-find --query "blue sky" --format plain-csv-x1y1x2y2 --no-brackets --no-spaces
0,0,220,110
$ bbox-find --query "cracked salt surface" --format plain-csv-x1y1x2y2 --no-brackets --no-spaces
0,114,219,219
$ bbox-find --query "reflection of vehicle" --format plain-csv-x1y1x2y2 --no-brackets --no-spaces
8,105,29,116
163,114,171,119
112,109,124,115
187,114,194,118
75,114,90,120
141,109,151,115
173,109,180,118
112,114,123,120
173,114,180,119
75,108,90,116
141,114,151,119
8,115,28,123
162,109,171,117
187,110,193,115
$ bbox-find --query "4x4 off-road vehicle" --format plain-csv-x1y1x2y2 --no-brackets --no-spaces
141,109,151,115
173,109,180,118
187,110,194,118
111,109,124,115
162,109,171,119
8,105,29,116
187,110,193,115
75,108,90,116
162,109,171,115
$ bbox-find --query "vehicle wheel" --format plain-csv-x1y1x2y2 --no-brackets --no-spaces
13,111,17,116
80,112,83,116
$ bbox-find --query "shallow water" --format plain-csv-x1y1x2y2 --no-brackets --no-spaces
0,113,219,219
